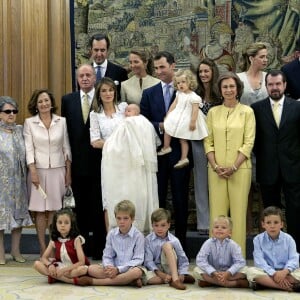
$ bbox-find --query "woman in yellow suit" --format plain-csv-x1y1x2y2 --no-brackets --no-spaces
204,72,255,257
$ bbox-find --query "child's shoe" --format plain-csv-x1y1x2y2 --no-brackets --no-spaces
183,274,195,284
48,276,57,284
174,158,189,169
157,147,172,156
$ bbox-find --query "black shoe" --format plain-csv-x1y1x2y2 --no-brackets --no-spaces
252,281,265,291
293,282,300,292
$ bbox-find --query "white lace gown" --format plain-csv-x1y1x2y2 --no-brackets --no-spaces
164,91,208,140
101,115,159,234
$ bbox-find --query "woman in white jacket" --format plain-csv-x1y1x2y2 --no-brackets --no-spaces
24,89,71,255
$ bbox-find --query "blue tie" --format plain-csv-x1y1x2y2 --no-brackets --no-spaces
164,84,171,112
96,65,102,83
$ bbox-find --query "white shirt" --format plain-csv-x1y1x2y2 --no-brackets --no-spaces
80,88,94,106
93,60,108,78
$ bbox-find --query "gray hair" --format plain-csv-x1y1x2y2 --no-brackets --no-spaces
0,96,18,111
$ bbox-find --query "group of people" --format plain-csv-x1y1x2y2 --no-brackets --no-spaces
1,32,300,293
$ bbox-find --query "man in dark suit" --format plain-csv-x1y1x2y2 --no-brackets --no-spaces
140,51,191,250
252,69,300,251
61,64,106,259
281,37,300,100
89,33,128,99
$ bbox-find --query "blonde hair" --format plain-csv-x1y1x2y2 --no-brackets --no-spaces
174,69,198,91
114,200,135,219
213,215,233,230
239,42,268,71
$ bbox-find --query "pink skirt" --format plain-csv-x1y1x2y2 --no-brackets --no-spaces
28,167,66,212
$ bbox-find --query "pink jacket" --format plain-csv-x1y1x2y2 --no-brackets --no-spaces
23,114,71,168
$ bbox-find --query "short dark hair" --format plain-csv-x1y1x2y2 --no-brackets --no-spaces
217,72,244,100
151,208,171,224
88,33,110,50
154,51,175,65
265,69,286,85
27,89,57,116
261,206,283,222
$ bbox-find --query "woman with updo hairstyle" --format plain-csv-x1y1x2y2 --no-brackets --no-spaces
238,42,268,106
204,72,255,257
237,42,268,234
121,48,160,105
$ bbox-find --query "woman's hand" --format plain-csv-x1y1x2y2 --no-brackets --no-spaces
215,166,235,179
30,171,40,188
91,139,105,149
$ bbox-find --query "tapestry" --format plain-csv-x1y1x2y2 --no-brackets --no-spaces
74,0,300,72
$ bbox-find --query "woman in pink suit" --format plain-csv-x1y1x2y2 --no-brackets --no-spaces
24,89,71,255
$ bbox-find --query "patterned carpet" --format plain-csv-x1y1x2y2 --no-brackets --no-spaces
0,255,299,300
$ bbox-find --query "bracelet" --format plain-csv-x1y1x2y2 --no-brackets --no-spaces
232,164,238,172
214,164,219,171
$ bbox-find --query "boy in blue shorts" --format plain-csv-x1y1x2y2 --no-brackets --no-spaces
144,208,195,290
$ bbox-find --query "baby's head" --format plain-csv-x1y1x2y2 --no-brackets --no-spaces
125,104,140,117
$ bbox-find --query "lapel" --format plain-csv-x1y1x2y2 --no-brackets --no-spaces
279,98,291,128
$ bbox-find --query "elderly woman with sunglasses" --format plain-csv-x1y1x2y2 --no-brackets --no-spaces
0,96,32,265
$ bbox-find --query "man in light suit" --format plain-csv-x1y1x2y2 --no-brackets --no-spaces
140,51,191,250
89,33,128,99
281,37,300,100
61,64,106,259
251,69,300,251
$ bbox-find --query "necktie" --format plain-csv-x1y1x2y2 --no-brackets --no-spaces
272,102,280,127
164,84,171,112
82,93,90,123
96,65,102,83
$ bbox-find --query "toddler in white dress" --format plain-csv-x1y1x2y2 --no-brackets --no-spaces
158,69,208,168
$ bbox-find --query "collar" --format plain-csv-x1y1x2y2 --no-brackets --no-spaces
93,59,108,69
161,81,174,89
150,231,171,241
32,114,61,126
269,96,284,106
80,88,95,100
265,230,282,242
114,225,135,237
211,237,231,243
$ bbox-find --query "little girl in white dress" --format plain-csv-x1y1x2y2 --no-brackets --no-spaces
158,69,208,168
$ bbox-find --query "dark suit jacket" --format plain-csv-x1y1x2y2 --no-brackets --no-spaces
97,60,128,100
281,58,300,100
251,96,300,184
61,91,101,177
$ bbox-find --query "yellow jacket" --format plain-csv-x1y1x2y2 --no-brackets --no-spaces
204,103,255,168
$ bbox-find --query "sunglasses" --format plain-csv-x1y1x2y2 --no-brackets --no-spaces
1,109,18,114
